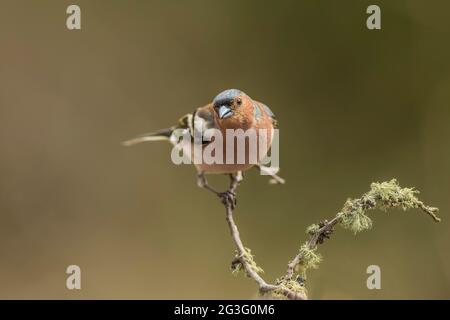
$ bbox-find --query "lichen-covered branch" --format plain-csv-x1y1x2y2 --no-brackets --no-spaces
221,174,306,300
216,178,440,300
283,179,440,284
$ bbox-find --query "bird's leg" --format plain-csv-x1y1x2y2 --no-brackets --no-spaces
197,171,221,195
217,172,242,209
197,171,241,209
233,171,244,184
255,164,285,185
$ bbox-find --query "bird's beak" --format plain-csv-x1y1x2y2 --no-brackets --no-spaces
218,105,233,119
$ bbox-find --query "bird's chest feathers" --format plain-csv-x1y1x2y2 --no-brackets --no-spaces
219,113,253,132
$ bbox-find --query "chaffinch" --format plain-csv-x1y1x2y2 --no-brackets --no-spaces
123,89,284,202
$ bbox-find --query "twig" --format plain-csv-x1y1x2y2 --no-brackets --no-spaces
214,178,440,300
285,217,340,280
221,174,306,300
284,179,441,282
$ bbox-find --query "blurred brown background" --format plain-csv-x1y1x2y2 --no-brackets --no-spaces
0,0,449,299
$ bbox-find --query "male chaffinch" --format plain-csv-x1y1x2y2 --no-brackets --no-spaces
124,89,284,203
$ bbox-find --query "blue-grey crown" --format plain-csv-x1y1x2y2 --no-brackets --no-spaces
213,89,244,107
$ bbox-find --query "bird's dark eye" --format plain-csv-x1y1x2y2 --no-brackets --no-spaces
236,98,242,106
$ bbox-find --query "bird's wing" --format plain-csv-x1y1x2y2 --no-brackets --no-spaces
124,105,217,146
176,113,192,129
123,113,193,147
255,101,278,128
191,104,217,143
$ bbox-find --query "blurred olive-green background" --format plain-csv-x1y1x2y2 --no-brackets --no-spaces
1,0,449,299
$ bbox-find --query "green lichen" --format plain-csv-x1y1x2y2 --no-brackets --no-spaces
294,244,322,277
371,179,420,211
340,199,373,234
306,223,320,235
370,179,440,222
269,278,307,300
338,179,440,234
231,247,264,276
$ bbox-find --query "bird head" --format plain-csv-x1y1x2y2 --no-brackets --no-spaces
212,89,253,124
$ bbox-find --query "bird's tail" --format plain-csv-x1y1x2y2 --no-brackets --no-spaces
122,127,175,146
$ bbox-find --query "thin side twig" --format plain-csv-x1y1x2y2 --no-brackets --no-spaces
283,179,441,282
285,216,340,280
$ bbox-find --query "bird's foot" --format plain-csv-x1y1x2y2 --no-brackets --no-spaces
255,165,285,185
269,175,285,185
219,190,237,209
